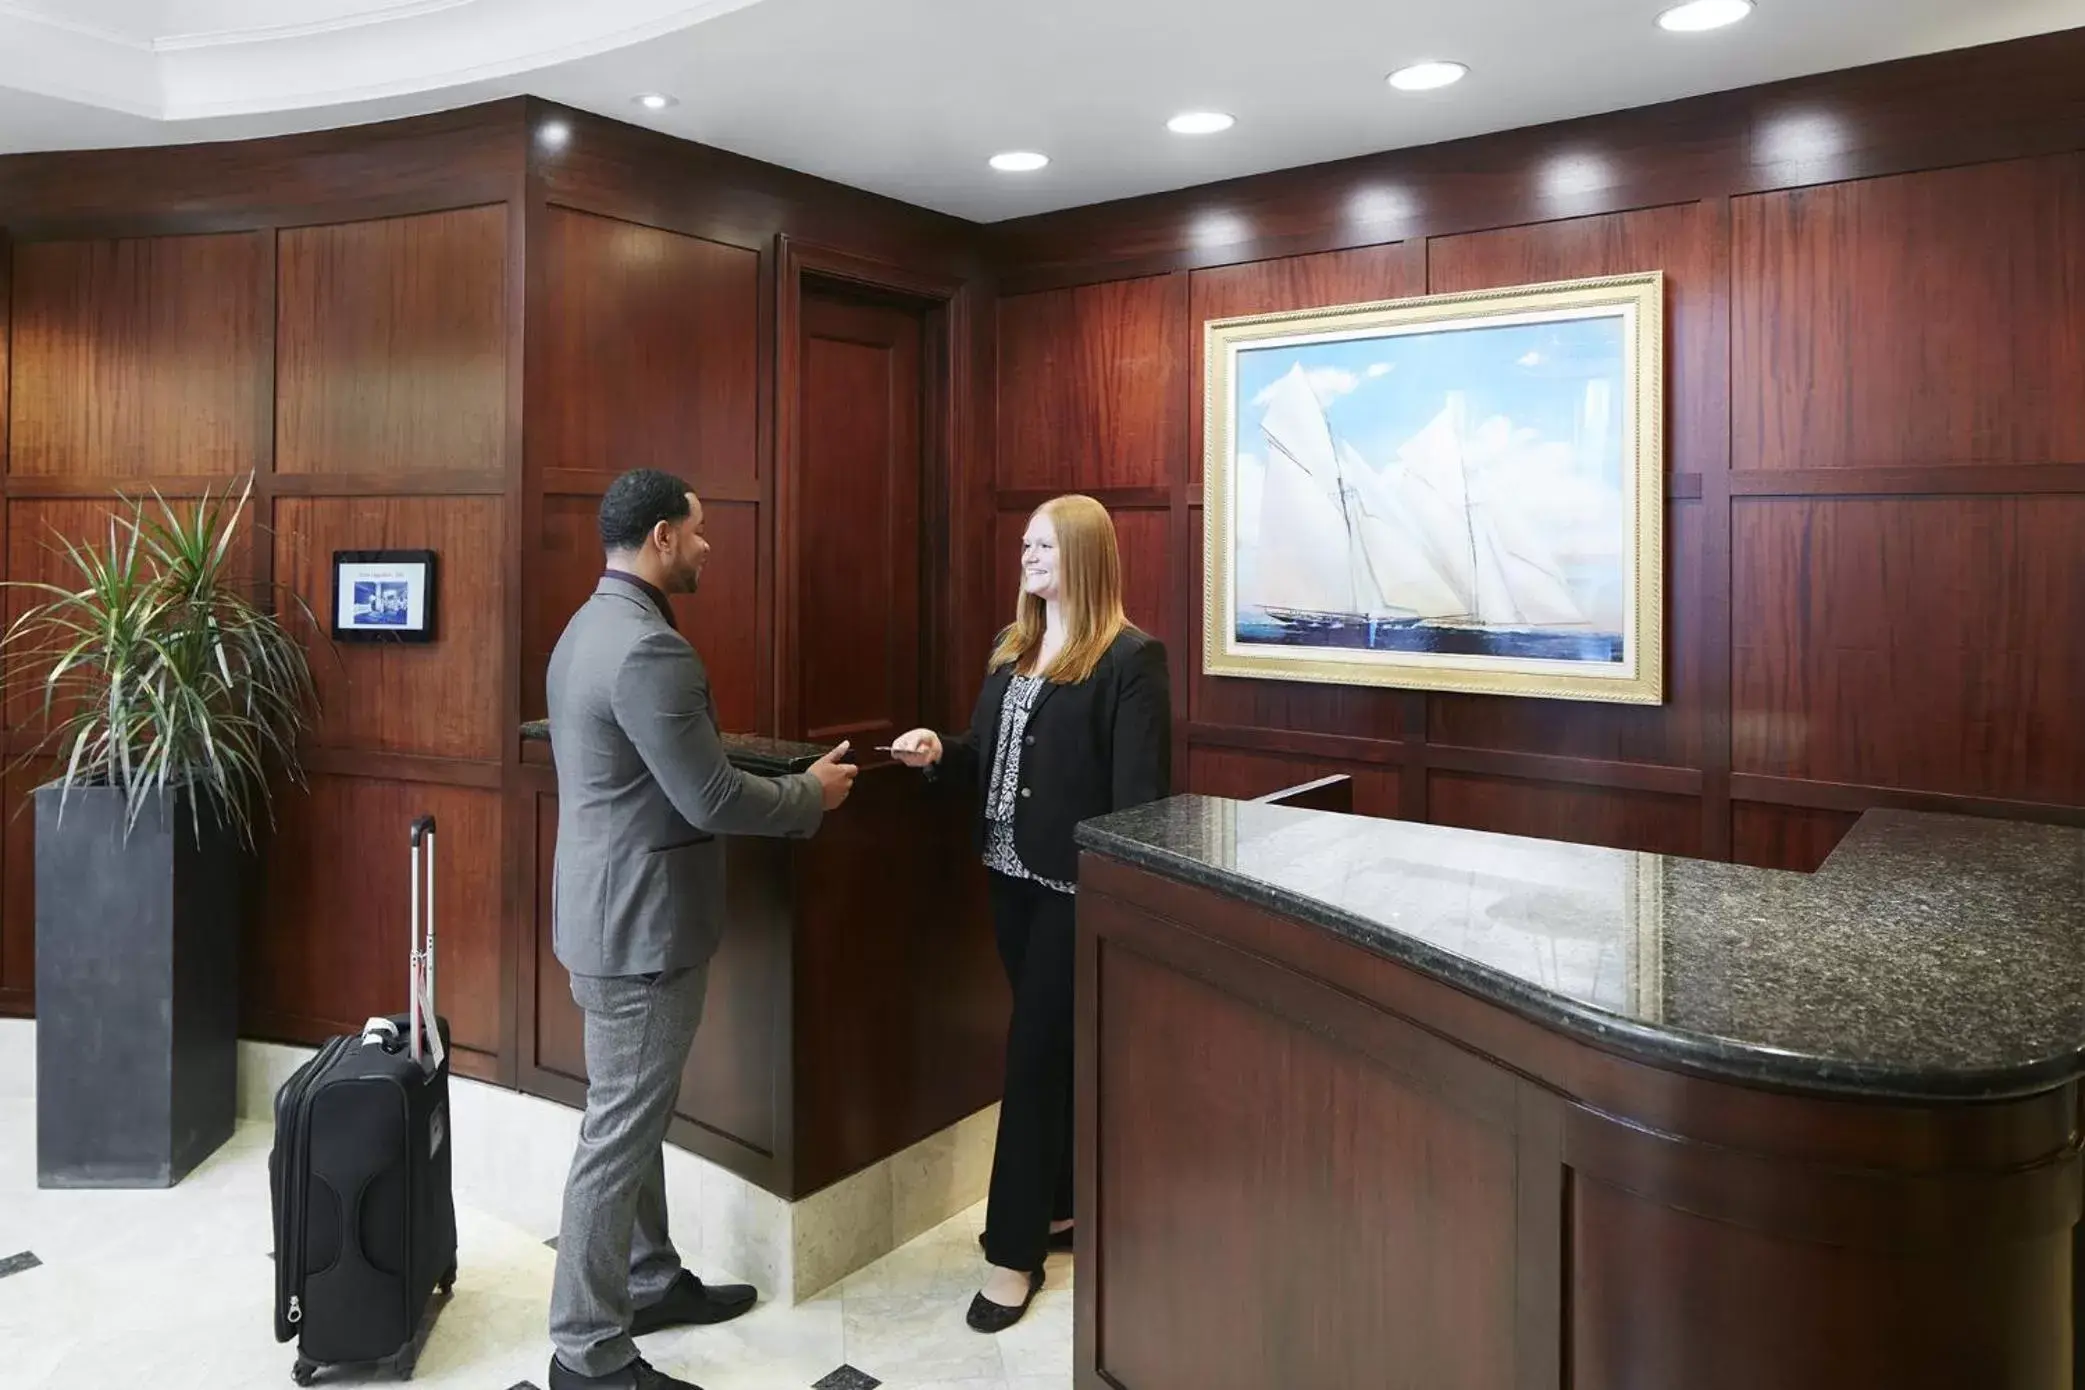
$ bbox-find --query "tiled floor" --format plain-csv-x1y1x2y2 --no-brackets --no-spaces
0,1100,1072,1390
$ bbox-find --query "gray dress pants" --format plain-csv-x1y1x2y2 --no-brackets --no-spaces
549,965,708,1378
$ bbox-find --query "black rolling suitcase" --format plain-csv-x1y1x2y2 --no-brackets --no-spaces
270,814,458,1385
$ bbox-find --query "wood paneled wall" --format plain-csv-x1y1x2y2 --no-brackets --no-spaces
0,97,996,1147
983,28,2085,871
6,26,2083,1130
0,101,527,1054
507,104,990,1142
523,205,765,732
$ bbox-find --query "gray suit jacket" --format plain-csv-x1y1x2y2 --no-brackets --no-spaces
546,576,824,978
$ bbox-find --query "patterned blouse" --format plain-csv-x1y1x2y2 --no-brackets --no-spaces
982,674,1076,895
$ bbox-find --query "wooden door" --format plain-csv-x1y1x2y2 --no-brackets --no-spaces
794,287,925,748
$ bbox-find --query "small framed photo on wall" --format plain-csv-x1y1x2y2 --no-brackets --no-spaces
331,550,438,644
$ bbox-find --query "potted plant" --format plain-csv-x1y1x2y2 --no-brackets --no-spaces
4,476,320,1187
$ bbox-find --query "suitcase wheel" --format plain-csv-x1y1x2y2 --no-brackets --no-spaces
439,1263,457,1295
290,1359,317,1387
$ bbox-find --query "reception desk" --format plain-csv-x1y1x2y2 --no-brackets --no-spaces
1072,797,2085,1389
518,722,1003,1200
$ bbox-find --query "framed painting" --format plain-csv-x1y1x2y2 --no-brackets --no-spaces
1203,272,1664,704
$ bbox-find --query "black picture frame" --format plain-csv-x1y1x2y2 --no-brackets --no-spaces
330,549,438,644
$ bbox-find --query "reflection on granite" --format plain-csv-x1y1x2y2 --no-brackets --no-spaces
1077,798,2085,1099
520,720,826,776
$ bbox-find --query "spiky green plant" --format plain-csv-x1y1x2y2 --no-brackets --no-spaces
1,475,322,847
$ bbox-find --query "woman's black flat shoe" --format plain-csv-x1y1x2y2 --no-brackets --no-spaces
966,1267,1045,1334
977,1227,1075,1255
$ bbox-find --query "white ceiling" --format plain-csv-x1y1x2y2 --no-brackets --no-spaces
1,0,2082,222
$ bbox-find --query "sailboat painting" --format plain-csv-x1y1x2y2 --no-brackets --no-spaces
1204,273,1665,705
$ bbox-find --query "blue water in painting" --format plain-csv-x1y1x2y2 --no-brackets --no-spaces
1235,616,1625,664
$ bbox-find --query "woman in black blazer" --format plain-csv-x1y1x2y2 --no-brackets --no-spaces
892,494,1171,1332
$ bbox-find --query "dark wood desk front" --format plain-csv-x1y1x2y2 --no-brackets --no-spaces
1073,797,2085,1390
518,725,1007,1199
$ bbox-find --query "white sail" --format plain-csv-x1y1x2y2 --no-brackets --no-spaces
1467,512,1525,626
1497,553,1588,625
1248,368,1361,616
1259,365,1342,490
1244,367,1600,633
1388,399,1482,606
1401,393,1471,513
1262,369,1458,621
1338,443,1468,620
1473,486,1589,626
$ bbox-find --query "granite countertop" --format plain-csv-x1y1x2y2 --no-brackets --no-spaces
1076,798,2085,1100
520,720,826,776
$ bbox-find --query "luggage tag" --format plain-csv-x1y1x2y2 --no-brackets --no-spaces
412,955,445,1073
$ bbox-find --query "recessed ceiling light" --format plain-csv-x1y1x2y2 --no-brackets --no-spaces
989,151,1049,173
1387,61,1468,92
1658,0,1753,32
1167,111,1235,135
633,93,678,111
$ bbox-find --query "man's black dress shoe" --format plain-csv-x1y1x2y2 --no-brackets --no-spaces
965,1267,1045,1334
631,1271,758,1337
548,1354,702,1390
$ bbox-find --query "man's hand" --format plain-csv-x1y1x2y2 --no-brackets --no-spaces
889,728,943,769
809,741,859,811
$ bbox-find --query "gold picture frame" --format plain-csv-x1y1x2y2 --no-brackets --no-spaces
1203,272,1665,704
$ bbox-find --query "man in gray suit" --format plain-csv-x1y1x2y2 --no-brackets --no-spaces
545,469,857,1390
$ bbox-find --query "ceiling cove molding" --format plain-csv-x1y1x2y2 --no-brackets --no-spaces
155,0,480,53
0,0,771,122
0,2,152,50
159,0,773,119
0,10,164,116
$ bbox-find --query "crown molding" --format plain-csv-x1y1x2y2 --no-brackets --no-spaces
0,2,150,51
0,0,483,53
155,0,479,53
0,0,768,124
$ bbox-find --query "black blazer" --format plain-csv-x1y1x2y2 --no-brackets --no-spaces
934,629,1172,884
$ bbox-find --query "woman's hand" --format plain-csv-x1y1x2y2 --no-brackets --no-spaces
889,728,943,769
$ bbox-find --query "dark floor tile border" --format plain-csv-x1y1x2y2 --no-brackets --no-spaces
812,1367,882,1390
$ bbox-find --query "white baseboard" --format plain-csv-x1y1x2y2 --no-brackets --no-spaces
0,1017,32,1099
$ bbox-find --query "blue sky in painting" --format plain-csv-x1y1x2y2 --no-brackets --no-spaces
1234,315,1626,485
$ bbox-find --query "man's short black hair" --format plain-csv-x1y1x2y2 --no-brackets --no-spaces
598,469,695,552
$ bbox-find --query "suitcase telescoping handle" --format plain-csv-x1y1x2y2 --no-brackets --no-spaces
410,814,437,1064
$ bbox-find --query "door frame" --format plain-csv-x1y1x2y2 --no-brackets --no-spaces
773,236,975,743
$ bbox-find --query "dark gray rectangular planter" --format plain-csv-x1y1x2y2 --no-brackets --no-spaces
35,782,246,1188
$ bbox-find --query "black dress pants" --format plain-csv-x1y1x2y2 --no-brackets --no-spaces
981,871,1077,1273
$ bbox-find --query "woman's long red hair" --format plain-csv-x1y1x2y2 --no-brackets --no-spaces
989,494,1135,683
